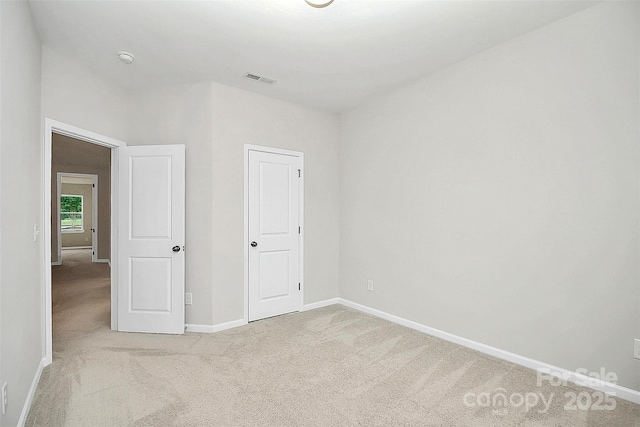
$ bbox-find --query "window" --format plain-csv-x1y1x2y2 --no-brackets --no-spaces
61,195,83,233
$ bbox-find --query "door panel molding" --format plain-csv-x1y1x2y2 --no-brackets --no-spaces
117,144,185,334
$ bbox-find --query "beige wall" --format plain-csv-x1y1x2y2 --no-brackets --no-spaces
60,183,93,248
51,134,111,262
339,2,640,391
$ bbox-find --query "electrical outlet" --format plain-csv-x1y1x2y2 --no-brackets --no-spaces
634,339,640,360
185,293,193,305
2,382,7,415
367,280,374,291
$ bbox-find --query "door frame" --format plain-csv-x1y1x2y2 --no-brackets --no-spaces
56,172,98,263
43,118,125,365
243,144,304,323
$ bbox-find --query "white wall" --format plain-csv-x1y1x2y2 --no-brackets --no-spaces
4,1,636,419
41,48,342,329
210,83,340,324
127,82,214,326
128,81,342,326
41,46,129,142
339,2,640,391
0,1,43,425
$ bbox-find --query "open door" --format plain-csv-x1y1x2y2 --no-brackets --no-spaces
117,144,185,334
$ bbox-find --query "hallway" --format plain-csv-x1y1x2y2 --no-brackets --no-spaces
51,249,111,358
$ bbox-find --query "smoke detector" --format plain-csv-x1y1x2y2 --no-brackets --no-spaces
117,51,135,64
245,73,277,85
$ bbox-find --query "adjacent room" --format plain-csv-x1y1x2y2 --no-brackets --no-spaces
0,0,638,425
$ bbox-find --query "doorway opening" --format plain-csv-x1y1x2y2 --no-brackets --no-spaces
43,119,125,365
55,173,99,264
51,144,109,362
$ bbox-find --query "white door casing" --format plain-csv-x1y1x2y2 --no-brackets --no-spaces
248,148,303,322
44,119,125,365
118,144,186,334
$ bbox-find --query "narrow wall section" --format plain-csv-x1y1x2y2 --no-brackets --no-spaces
0,1,43,424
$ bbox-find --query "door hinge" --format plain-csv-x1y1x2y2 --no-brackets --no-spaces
299,283,301,291
298,169,301,178
298,226,300,234
92,183,95,188
92,251,95,255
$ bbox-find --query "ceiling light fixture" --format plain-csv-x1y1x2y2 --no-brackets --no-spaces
117,51,135,64
305,0,334,8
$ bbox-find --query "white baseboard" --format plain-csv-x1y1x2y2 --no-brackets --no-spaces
185,299,340,334
186,319,246,333
50,261,61,266
181,298,640,405
302,298,340,311
337,298,640,405
18,357,46,427
95,258,110,266
61,246,91,250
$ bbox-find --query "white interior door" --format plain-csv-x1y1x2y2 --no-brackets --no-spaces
248,149,302,322
117,144,185,334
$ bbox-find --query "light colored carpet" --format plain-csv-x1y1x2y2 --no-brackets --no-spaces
27,249,640,426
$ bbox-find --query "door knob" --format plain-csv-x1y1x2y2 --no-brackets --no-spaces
172,246,181,252
250,241,258,247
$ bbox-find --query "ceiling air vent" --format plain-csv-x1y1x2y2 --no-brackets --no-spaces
245,73,277,85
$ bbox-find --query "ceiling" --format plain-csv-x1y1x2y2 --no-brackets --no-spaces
29,0,598,113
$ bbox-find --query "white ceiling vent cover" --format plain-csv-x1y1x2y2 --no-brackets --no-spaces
245,73,277,85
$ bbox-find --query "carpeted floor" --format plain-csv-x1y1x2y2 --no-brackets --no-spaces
27,249,640,426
